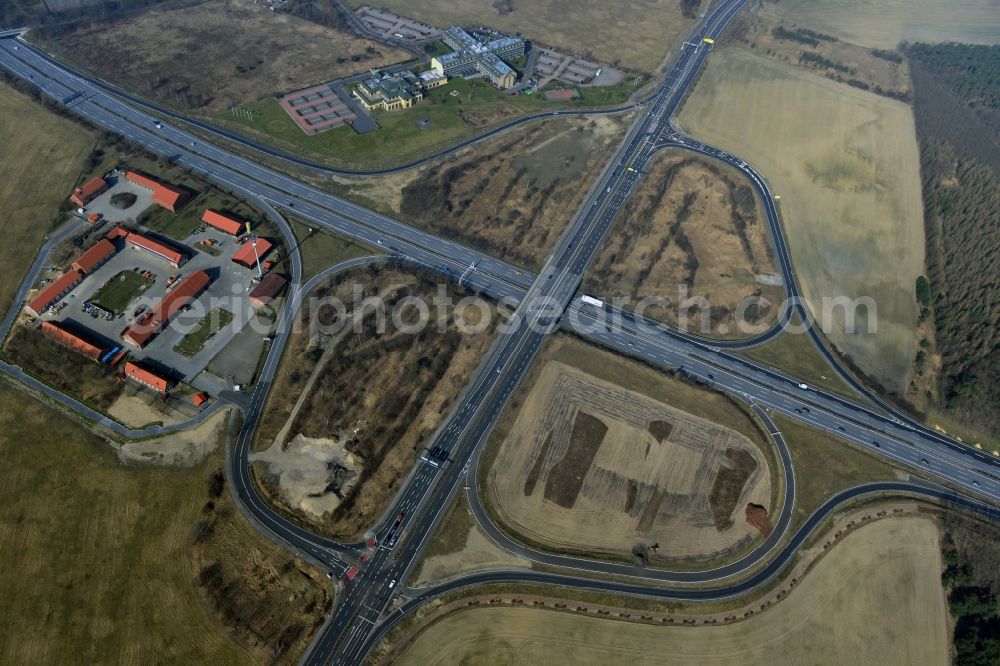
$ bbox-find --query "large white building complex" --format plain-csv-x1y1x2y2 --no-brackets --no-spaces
431,26,525,89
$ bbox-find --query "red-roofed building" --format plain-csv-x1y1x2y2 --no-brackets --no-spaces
105,225,129,241
72,238,117,274
249,273,287,309
193,392,209,407
124,171,189,212
25,270,83,316
201,209,244,236
126,232,185,268
232,238,273,268
124,361,171,393
70,176,109,206
40,321,104,361
121,270,211,348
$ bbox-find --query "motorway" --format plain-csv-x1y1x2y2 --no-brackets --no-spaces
1,2,1000,663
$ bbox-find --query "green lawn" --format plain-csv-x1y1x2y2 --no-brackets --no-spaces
174,308,234,357
139,188,257,242
291,220,377,282
88,270,154,314
217,75,643,168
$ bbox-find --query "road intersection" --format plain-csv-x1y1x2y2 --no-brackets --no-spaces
1,3,999,663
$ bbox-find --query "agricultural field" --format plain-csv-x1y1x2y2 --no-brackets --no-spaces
484,336,775,562
34,0,406,113
584,149,784,337
394,517,947,665
396,115,629,269
757,0,1000,49
726,14,911,100
250,266,497,539
0,384,328,664
679,48,924,394
341,0,696,74
0,82,94,315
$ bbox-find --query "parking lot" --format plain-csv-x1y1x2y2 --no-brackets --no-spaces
77,174,154,224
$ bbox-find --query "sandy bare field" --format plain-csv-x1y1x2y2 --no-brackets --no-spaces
585,149,784,337
488,361,772,561
38,0,406,112
396,517,947,666
679,48,923,392
118,407,230,467
758,0,1000,49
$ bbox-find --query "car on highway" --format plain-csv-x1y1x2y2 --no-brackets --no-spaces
388,579,397,589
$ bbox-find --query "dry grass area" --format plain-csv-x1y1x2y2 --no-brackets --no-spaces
36,0,406,112
774,413,901,529
0,82,93,314
0,384,328,664
485,336,774,562
395,517,947,665
342,0,695,73
739,316,859,399
3,324,123,409
251,265,496,539
413,494,529,586
395,115,628,270
679,47,924,393
757,0,1000,49
584,149,783,338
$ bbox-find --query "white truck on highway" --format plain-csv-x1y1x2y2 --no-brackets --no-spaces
797,383,809,390
580,295,605,308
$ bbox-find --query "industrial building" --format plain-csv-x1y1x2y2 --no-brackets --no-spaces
232,238,272,268
25,270,84,316
40,321,104,361
70,176,109,207
72,238,117,274
431,27,524,89
249,273,287,309
124,171,189,212
124,361,171,393
122,269,211,348
201,209,244,236
126,231,185,268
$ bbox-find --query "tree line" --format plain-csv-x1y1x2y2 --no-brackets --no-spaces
909,42,1000,438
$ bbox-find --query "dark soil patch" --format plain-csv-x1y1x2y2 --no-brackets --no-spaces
708,448,758,530
647,419,674,443
543,411,607,508
110,192,137,209
636,486,665,533
625,479,639,513
523,430,553,497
